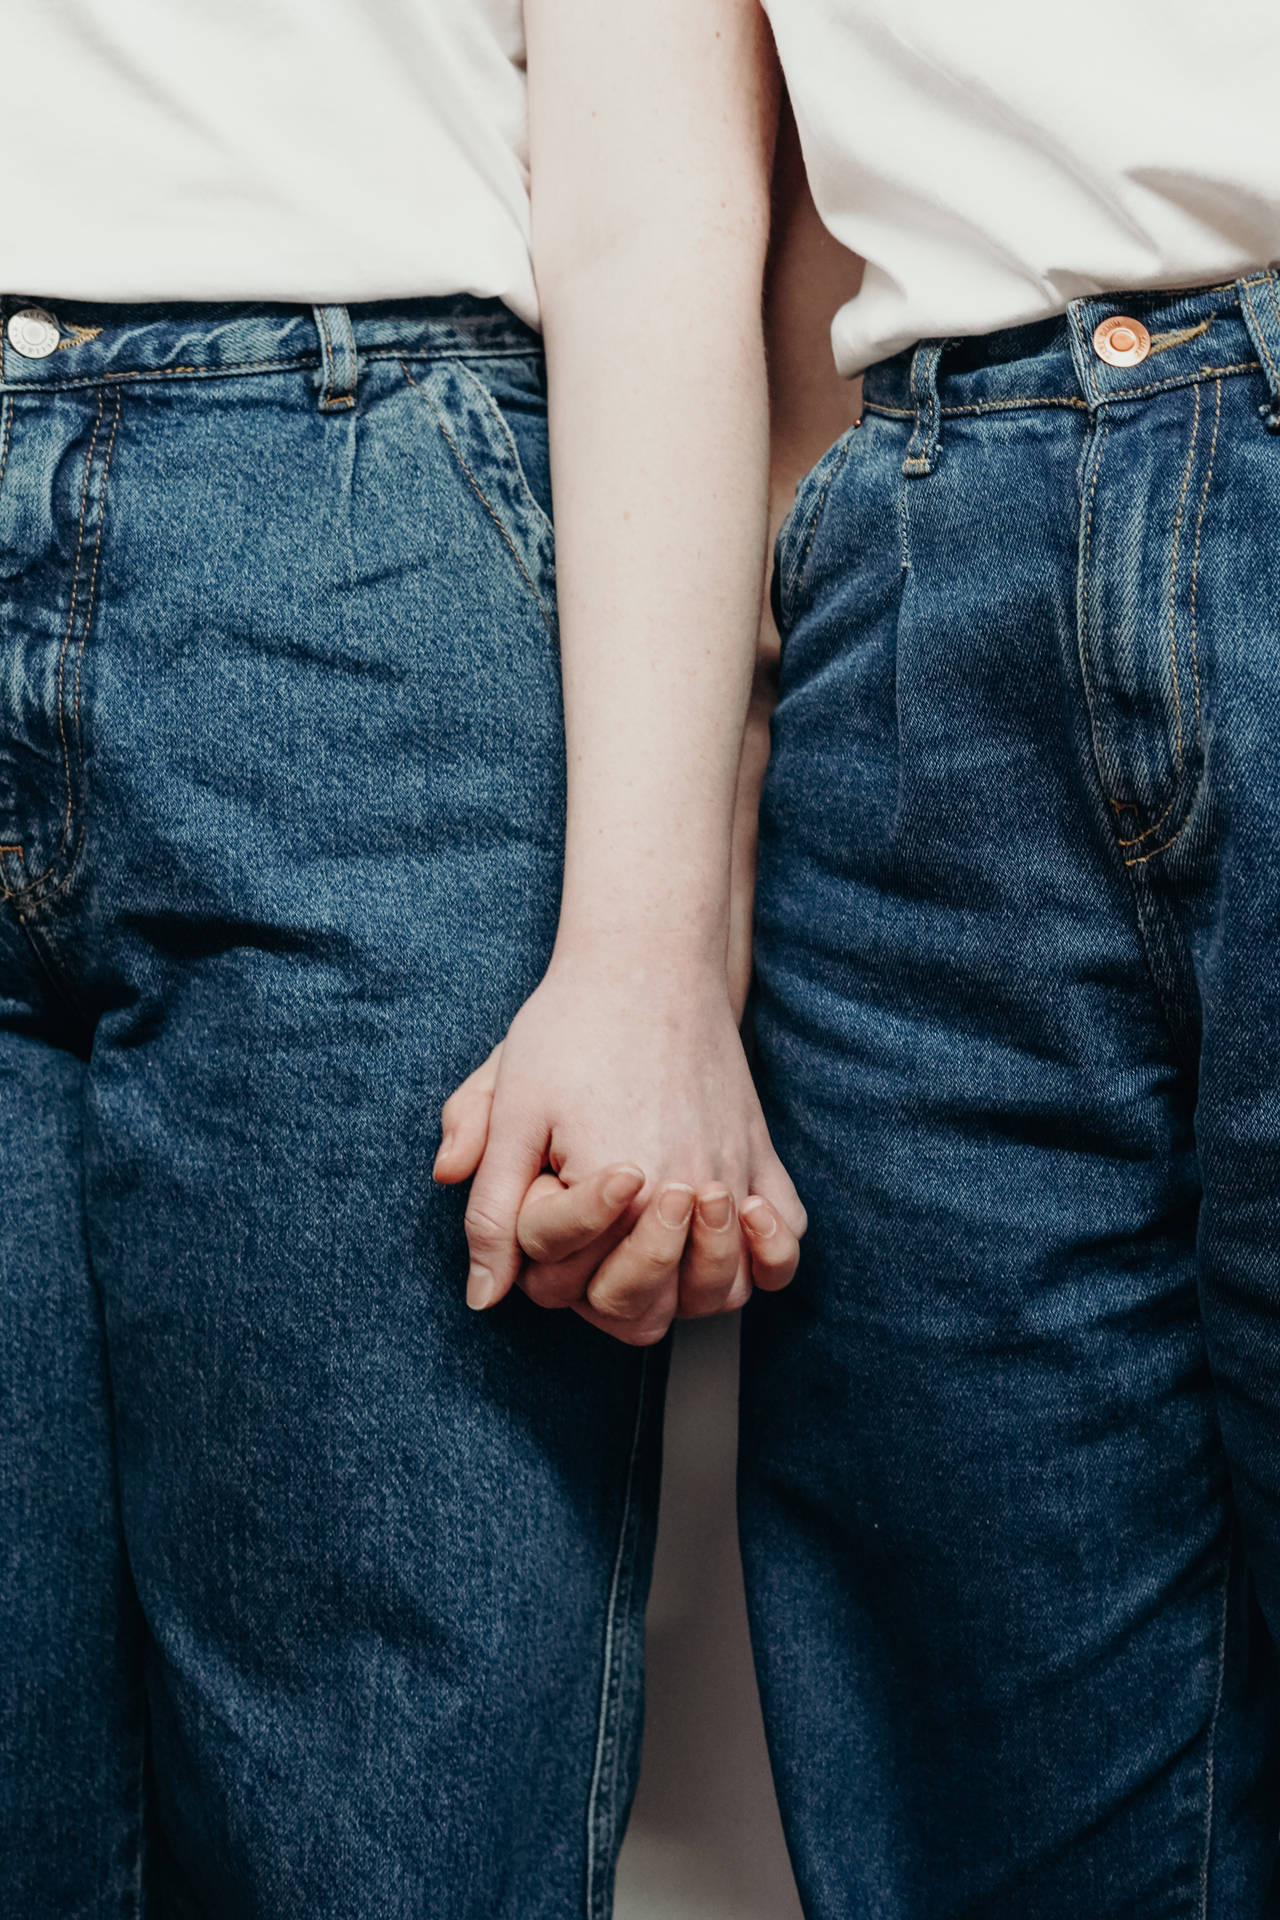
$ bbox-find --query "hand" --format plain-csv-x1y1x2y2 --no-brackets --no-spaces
433,955,806,1345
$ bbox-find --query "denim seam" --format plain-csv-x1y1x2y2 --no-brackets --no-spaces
1123,812,1196,867
1198,1534,1232,1919
450,356,555,553
12,387,121,905
862,361,1257,419
786,435,857,626
0,344,537,393
0,391,13,501
584,1350,650,1919
315,305,357,413
400,358,556,641
35,388,102,884
1145,314,1215,357
864,397,1087,417
1117,378,1220,849
1099,359,1259,404
1239,281,1280,390
902,341,944,474
1077,411,1113,802
1165,382,1201,773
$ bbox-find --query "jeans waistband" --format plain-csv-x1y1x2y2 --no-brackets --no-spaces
861,268,1280,476
0,293,541,400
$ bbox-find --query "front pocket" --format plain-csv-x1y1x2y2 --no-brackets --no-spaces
401,356,557,641
774,422,862,637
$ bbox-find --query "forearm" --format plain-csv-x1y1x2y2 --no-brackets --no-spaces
544,257,770,974
526,0,778,982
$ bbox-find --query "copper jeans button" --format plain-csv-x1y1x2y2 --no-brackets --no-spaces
1093,314,1151,366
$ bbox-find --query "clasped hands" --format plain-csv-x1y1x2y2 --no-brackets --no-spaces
432,958,807,1347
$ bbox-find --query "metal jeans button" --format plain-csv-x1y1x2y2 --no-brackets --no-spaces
1092,315,1151,366
6,307,61,359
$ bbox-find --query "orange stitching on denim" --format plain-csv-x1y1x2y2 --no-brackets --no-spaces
72,389,121,773
866,366,1257,418
1188,379,1220,752
55,323,102,351
1078,412,1112,796
40,393,124,906
18,388,119,900
0,396,12,500
1115,790,1179,848
101,354,315,382
400,359,553,636
1146,315,1215,357
1125,813,1194,865
6,352,323,388
1238,281,1279,391
315,307,356,410
1114,383,1203,849
53,390,105,855
1166,381,1201,768
1100,360,1259,404
944,394,1090,414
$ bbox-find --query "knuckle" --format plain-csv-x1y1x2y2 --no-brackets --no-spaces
464,1201,508,1248
623,1321,673,1347
522,1267,581,1310
518,1224,555,1264
589,1281,656,1324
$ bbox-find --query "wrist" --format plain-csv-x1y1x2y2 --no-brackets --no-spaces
547,920,731,996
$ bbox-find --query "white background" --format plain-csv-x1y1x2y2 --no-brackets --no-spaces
614,1317,804,1919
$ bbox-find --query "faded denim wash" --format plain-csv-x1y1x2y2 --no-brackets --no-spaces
745,267,1280,1918
0,295,666,1919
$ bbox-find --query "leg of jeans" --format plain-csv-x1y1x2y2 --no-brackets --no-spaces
1152,376,1280,1775
742,382,1280,1916
1,328,664,1918
0,944,146,1916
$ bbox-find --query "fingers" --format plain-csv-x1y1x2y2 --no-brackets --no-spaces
582,1181,695,1340
740,1194,802,1291
434,1044,502,1186
463,1112,547,1312
677,1186,748,1319
519,1163,645,1266
750,1147,809,1241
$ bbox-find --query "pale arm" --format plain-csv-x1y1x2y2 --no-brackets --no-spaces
447,0,805,1338
727,92,866,1015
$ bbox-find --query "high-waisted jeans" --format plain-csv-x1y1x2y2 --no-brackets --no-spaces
745,267,1280,1916
0,295,668,1918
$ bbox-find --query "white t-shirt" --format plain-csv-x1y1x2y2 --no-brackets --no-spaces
765,0,1280,375
4,0,538,326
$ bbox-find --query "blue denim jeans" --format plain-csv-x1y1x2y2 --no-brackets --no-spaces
745,267,1280,1917
0,296,667,1918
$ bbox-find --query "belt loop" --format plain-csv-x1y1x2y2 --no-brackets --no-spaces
1236,267,1280,432
312,304,358,412
903,340,945,476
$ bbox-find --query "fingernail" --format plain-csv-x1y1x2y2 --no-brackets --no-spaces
741,1197,777,1238
467,1264,499,1310
603,1165,645,1207
657,1183,696,1230
433,1131,454,1170
697,1189,734,1232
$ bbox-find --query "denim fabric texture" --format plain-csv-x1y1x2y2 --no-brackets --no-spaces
0,295,667,1919
745,268,1280,1918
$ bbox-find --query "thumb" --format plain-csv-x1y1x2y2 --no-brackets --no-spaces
463,1102,548,1311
